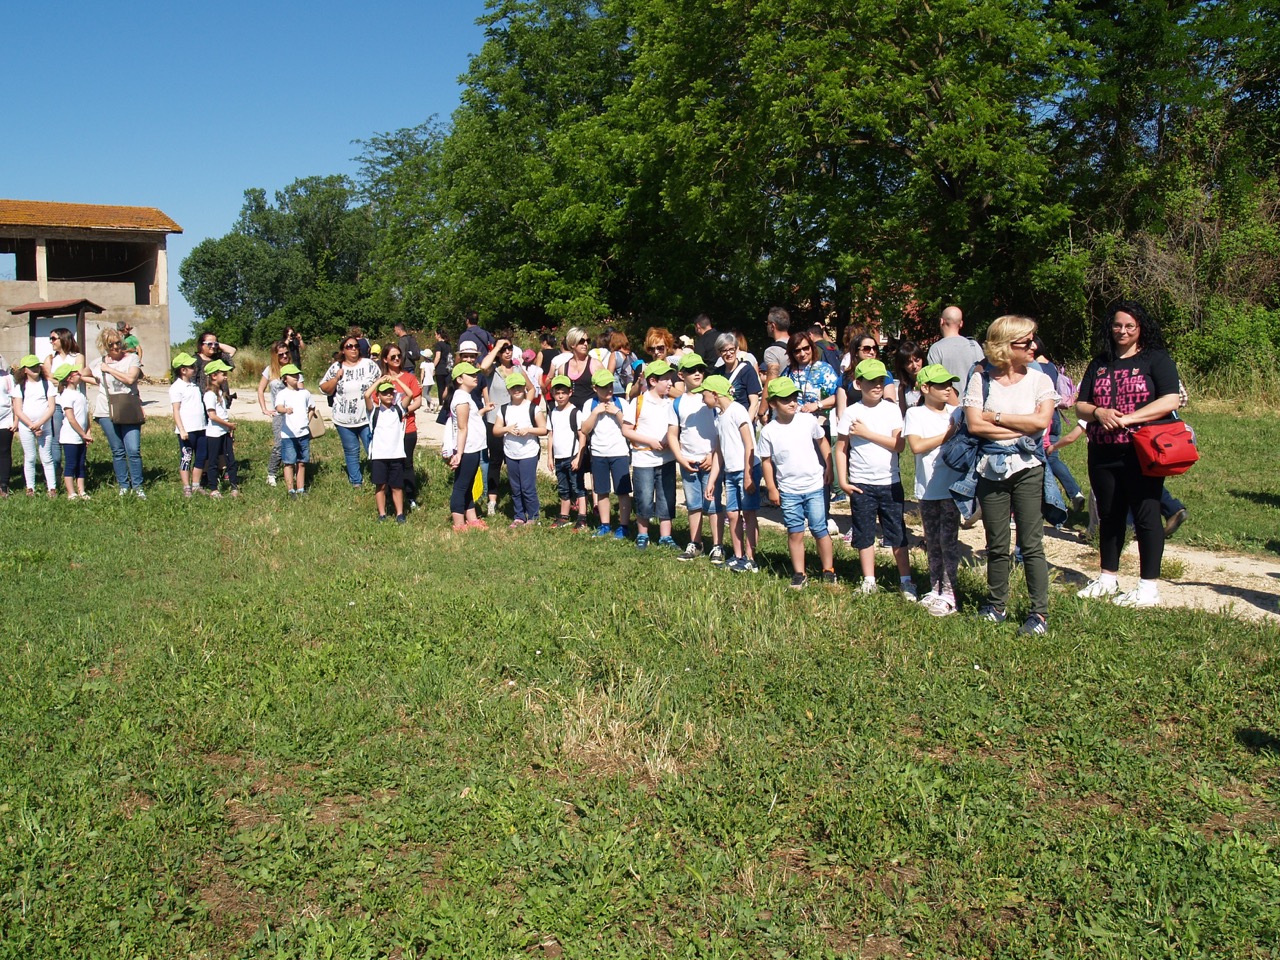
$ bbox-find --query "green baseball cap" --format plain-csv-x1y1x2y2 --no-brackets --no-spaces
279,363,302,376
677,353,707,371
854,358,887,381
766,376,800,399
505,372,528,390
591,368,615,387
203,359,232,375
643,360,673,379
451,361,479,379
701,374,732,398
549,375,572,390
171,352,198,369
376,381,395,393
52,363,75,381
17,354,40,369
916,363,959,386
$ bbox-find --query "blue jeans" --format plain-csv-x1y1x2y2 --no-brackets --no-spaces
780,488,829,537
335,423,371,485
632,461,677,523
96,417,143,489
508,455,541,522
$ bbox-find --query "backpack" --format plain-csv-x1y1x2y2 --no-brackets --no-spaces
1053,364,1078,410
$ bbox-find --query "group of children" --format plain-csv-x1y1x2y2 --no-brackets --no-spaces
447,348,970,607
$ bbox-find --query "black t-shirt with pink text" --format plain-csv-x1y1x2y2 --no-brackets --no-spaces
1078,348,1180,461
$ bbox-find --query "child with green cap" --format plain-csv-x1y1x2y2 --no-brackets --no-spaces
580,366,632,538
54,364,92,500
201,360,241,498
759,375,835,588
622,360,679,549
904,364,964,615
835,358,917,599
493,373,547,526
366,381,408,523
274,364,314,497
668,353,724,562
170,352,206,497
12,355,58,497
545,374,589,528
703,373,761,572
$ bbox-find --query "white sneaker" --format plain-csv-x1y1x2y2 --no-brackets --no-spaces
1077,577,1119,599
1113,588,1160,608
919,589,940,606
900,580,919,602
927,595,958,618
266,474,277,487
859,578,879,595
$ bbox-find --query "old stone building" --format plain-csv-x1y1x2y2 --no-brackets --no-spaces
0,199,182,367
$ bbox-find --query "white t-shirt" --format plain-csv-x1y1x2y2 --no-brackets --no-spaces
58,389,89,444
837,399,903,485
524,363,544,400
757,412,825,494
586,397,629,458
278,386,313,438
369,401,406,459
904,404,961,500
204,389,231,439
500,400,541,461
90,353,141,419
170,379,206,434
323,359,380,427
450,390,488,454
714,401,756,472
547,404,580,459
14,377,56,431
625,392,674,468
669,393,716,459
963,368,1057,479
261,367,302,408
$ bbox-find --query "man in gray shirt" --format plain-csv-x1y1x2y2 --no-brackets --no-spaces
926,305,985,379
761,306,792,381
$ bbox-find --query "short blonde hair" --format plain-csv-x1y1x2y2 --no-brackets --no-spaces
984,315,1037,369
565,326,589,348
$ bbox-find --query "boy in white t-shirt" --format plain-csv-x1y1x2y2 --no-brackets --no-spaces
169,352,207,497
667,353,725,563
493,374,547,527
366,381,408,523
622,360,678,549
835,359,917,599
274,364,314,497
903,364,963,615
53,365,92,500
703,374,760,573
579,367,632,538
202,360,241,498
759,376,834,588
545,375,589,529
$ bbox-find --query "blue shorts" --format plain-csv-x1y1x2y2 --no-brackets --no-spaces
849,482,907,549
780,488,829,537
724,462,762,513
680,465,721,515
281,436,310,465
554,456,583,502
370,458,405,489
592,454,632,497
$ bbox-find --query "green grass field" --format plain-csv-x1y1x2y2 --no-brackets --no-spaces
1,418,1276,959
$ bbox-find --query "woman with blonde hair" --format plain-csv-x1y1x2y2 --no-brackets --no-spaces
962,314,1058,635
553,327,602,409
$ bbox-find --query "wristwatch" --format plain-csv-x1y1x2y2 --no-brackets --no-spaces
995,412,1003,424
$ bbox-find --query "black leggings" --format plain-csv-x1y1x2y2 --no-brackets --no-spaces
1089,447,1165,579
0,428,12,493
450,450,482,515
486,421,505,497
205,434,240,489
403,431,418,501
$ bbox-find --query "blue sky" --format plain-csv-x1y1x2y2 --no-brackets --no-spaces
4,0,489,339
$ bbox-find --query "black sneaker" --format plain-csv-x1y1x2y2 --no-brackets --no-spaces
789,573,808,590
1017,613,1047,636
821,570,838,586
977,605,1006,623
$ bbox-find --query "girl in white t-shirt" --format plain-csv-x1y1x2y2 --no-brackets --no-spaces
494,376,547,526
170,354,207,497
55,366,93,499
447,362,490,531
904,365,964,616
202,361,240,498
275,366,314,496
12,356,58,497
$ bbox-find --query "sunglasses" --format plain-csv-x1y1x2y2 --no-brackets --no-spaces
1010,338,1036,349
385,354,401,361
343,343,359,349
794,344,812,354
859,344,877,353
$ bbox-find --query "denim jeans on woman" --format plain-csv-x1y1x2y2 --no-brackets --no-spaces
96,417,143,490
335,423,371,486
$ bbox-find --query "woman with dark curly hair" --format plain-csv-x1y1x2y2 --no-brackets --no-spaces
1075,301,1183,608
893,339,928,414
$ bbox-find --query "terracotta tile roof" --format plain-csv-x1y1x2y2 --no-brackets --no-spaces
0,199,182,234
9,299,105,316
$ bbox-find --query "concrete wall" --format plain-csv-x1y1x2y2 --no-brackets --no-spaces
0,280,170,373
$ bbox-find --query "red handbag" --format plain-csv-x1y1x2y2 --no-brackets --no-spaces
1131,420,1199,477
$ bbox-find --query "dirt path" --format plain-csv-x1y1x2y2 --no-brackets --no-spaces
138,383,1280,623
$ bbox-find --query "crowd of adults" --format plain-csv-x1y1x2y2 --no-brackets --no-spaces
0,301,1191,623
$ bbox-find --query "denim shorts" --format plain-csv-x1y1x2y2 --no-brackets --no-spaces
592,454,632,497
554,456,583,502
849,481,907,549
281,436,311,465
724,462,762,513
632,461,677,521
780,488,829,537
680,465,721,514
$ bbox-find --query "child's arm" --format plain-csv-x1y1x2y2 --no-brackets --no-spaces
706,448,721,488
70,404,92,443
172,401,188,439
906,422,956,456
531,406,548,437
835,434,859,494
816,434,833,486
849,419,904,453
451,408,469,468
761,456,780,507
1049,421,1085,453
739,422,756,493
275,400,293,415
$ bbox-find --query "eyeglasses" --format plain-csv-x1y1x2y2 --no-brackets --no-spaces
1010,338,1036,349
